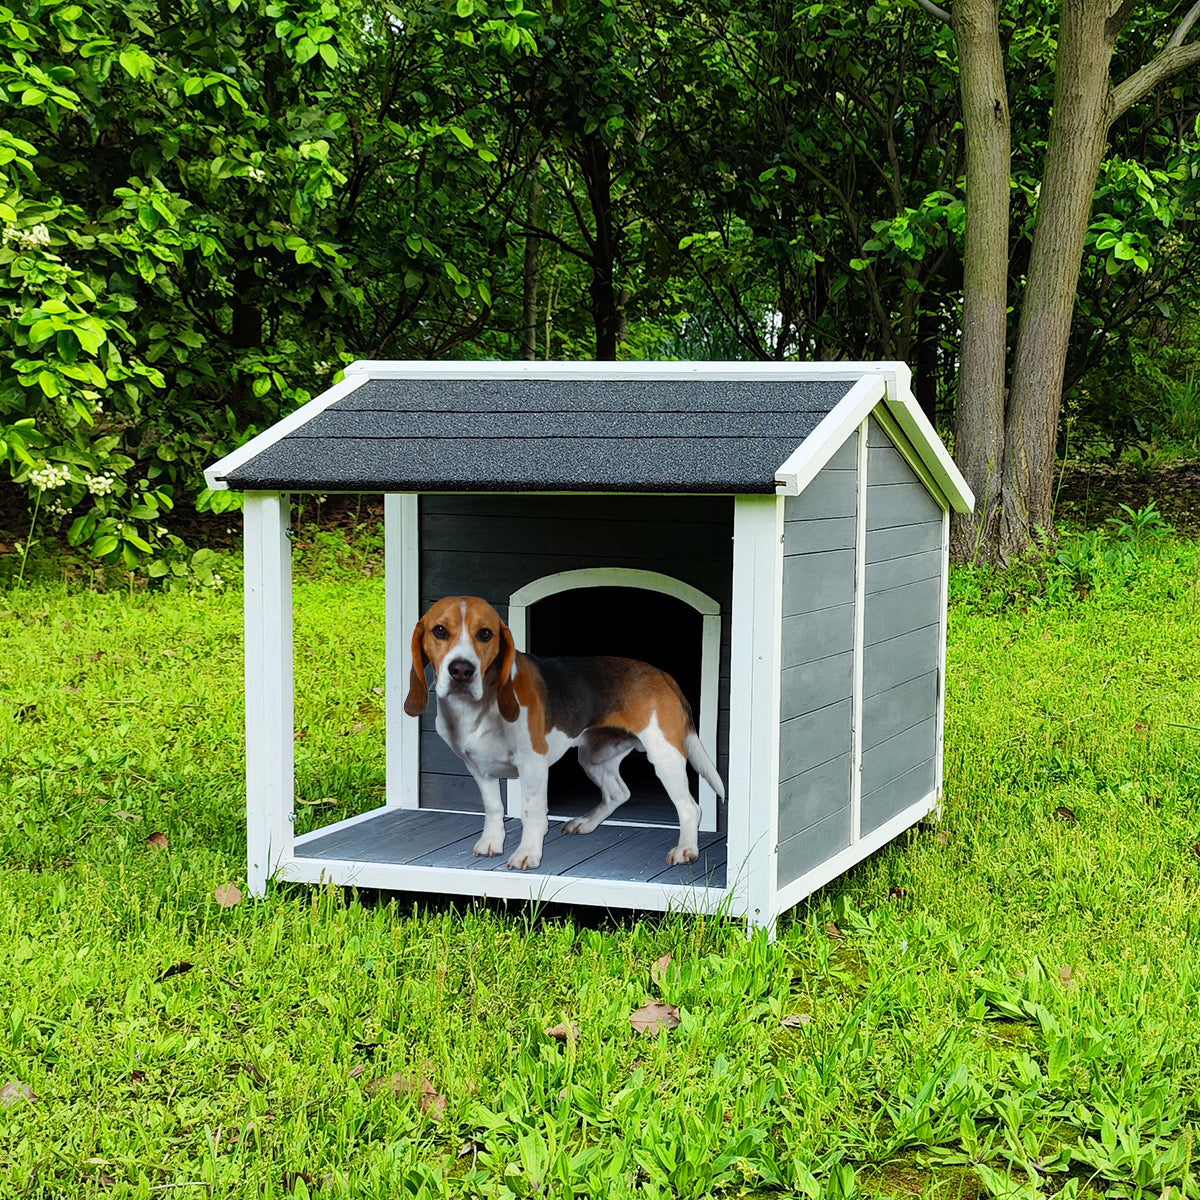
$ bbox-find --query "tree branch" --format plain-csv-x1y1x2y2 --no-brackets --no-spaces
914,0,952,25
1167,0,1200,47
1110,41,1200,122
1105,0,1140,41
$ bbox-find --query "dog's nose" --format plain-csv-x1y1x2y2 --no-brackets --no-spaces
448,659,475,683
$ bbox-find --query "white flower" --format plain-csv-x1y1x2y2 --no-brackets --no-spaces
246,166,268,183
211,573,224,588
85,474,116,496
29,463,71,490
3,223,51,250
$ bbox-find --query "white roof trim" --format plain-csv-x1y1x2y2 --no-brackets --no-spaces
883,379,974,513
203,370,372,490
774,373,888,496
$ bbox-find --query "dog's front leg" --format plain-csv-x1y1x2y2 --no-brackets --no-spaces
508,758,548,870
470,772,506,857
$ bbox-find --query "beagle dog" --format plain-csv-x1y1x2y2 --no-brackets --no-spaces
403,596,725,871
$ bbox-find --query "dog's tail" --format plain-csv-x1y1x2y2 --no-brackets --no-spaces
685,732,726,800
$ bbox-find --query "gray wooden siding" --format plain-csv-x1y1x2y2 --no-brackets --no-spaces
416,494,734,823
860,418,943,835
776,439,858,887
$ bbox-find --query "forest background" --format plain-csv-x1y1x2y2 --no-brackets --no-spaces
1,0,1199,577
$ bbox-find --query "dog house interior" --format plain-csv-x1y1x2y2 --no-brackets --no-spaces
207,361,972,931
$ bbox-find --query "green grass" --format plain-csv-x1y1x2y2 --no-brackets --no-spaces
3,535,1200,1199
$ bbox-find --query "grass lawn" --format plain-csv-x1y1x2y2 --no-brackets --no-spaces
2,527,1200,1199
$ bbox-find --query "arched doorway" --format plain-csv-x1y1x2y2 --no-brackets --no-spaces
508,569,720,830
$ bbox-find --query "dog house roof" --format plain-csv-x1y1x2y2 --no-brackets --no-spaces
206,361,972,508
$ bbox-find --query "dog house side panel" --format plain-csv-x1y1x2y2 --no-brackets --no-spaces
859,418,943,835
776,437,858,886
416,494,734,816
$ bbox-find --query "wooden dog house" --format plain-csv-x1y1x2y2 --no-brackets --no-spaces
205,361,972,931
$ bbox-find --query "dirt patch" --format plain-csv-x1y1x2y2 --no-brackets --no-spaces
1055,460,1200,536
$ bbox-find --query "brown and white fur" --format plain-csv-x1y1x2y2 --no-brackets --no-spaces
403,596,725,871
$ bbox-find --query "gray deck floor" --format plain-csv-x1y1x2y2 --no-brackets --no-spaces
296,807,727,887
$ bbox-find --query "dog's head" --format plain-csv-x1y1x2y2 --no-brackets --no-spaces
403,596,519,721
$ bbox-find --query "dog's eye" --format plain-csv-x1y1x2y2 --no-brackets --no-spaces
432,624,449,640
477,628,493,642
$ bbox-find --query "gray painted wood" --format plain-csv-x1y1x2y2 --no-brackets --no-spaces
860,758,935,836
864,577,940,646
862,624,939,698
861,716,937,796
782,605,854,660
786,467,857,520
866,482,943,530
866,521,943,564
861,671,937,751
778,752,852,839
782,549,855,616
866,444,923,486
301,809,480,862
780,650,853,721
865,547,942,595
783,516,857,556
825,439,858,470
776,804,852,887
779,698,853,781
867,416,894,448
566,828,726,884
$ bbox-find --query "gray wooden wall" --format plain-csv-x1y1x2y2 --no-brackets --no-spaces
416,494,734,822
860,418,941,836
776,418,945,889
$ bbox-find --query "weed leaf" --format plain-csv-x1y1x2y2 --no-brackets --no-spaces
630,1001,680,1035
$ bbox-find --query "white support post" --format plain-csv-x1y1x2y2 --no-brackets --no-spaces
726,494,784,933
850,419,870,845
385,494,422,808
243,492,295,896
933,505,951,818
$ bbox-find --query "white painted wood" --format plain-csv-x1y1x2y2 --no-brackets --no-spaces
850,420,869,846
870,405,951,512
243,492,295,896
775,374,887,497
882,379,974,513
933,506,951,819
507,565,723,830
772,790,939,914
386,494,421,808
276,855,730,914
204,371,371,490
726,495,784,931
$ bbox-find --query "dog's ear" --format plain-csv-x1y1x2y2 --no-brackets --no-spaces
496,621,519,722
403,619,430,716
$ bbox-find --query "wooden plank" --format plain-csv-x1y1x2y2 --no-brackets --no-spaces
865,547,942,595
302,808,476,862
779,698,853,781
778,752,853,841
788,467,858,520
862,624,939,698
866,521,943,564
866,482,943,530
862,671,938,751
867,415,893,449
782,549,855,616
783,515,857,556
422,493,733,525
861,716,937,796
776,805,852,888
780,650,853,721
860,759,935,837
649,837,728,886
863,576,940,645
419,772,488,811
825,438,858,470
866,443,922,486
564,828,726,883
782,604,854,658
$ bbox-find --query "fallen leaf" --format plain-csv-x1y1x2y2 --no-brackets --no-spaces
88,650,105,661
113,811,141,821
630,1001,680,1036
1053,805,1077,822
145,831,169,851
935,829,951,845
156,961,193,982
826,922,844,940
1059,965,1074,984
1192,843,1200,859
650,953,673,986
0,1081,36,1109
366,1072,446,1118
781,1013,811,1028
281,1170,312,1193
419,1083,447,1120
129,1070,147,1083
889,886,907,900
348,1064,367,1080
544,1022,580,1042
214,882,243,908
242,1061,266,1085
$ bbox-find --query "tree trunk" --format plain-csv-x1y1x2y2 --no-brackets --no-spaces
998,0,1114,562
521,158,543,361
578,136,620,360
948,0,1011,564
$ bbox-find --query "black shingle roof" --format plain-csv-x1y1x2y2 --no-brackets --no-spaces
219,376,853,493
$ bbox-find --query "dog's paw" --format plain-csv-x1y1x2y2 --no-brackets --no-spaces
666,845,698,866
507,847,542,870
561,816,595,835
474,834,504,857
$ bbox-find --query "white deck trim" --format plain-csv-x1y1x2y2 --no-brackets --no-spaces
386,494,421,808
204,371,371,490
506,566,722,831
772,790,938,916
775,374,887,496
243,492,295,895
276,855,731,914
